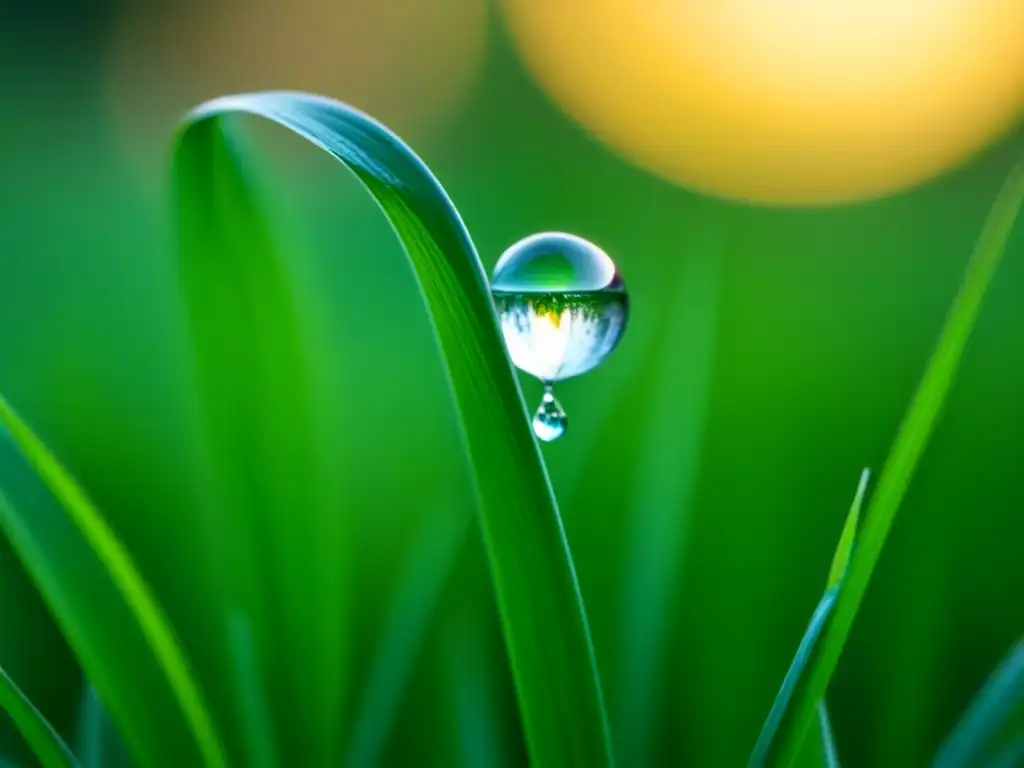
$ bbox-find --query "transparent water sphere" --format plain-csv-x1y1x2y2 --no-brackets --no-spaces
490,232,629,442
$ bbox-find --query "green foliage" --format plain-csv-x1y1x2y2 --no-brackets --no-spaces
173,92,614,767
770,155,1024,766
934,637,1024,767
0,89,1020,768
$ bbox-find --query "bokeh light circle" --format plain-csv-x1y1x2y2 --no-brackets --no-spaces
502,0,1024,205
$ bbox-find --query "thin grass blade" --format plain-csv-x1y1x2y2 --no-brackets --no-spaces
73,682,130,768
817,703,841,768
933,637,1024,768
826,469,870,591
345,505,468,768
0,402,226,767
0,661,79,768
174,91,614,767
770,156,1024,766
749,469,870,767
617,230,721,766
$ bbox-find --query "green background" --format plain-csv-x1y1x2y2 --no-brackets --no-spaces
0,1,1022,765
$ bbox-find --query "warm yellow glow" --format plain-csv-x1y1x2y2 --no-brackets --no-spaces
503,0,1024,204
106,0,487,175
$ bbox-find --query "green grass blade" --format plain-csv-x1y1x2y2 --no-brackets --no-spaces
224,610,277,768
933,637,1024,768
0,400,227,767
825,469,870,591
73,683,130,768
174,91,614,767
345,506,468,768
749,470,869,767
770,155,1024,766
0,661,79,768
817,703,841,768
617,234,720,766
748,590,838,768
174,106,336,765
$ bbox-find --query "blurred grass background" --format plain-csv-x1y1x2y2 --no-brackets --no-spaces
0,0,1022,765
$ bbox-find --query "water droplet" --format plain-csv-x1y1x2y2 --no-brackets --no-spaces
490,232,628,442
532,387,567,442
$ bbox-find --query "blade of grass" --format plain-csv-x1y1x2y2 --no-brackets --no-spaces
0,403,227,767
344,505,468,768
174,109,334,764
174,91,614,767
73,682,130,768
933,637,1024,768
617,228,721,766
0,660,79,768
817,703,841,768
750,469,869,767
770,155,1024,766
826,469,870,591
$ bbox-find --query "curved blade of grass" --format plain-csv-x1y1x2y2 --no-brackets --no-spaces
0,400,226,767
933,637,1024,768
175,91,614,767
0,660,79,768
749,469,869,767
345,505,468,768
770,156,1024,766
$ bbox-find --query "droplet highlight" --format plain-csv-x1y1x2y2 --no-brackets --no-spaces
490,232,628,442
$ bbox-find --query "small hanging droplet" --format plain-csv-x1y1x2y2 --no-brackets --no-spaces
489,231,628,442
532,385,567,442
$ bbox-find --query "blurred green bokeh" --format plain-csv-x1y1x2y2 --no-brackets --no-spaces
0,1,1022,766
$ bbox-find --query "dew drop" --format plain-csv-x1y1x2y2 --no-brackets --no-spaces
490,232,629,442
532,386,567,442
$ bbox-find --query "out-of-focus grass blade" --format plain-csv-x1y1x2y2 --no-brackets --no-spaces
983,737,1024,768
345,505,468,768
0,660,79,768
73,682,130,768
771,156,1024,766
0,404,226,767
618,231,720,766
224,610,276,768
817,703,841,768
174,102,335,764
174,91,614,767
933,637,1024,768
748,470,869,767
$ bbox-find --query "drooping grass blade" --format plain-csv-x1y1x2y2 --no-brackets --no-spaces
770,156,1024,766
174,91,614,767
749,469,869,767
933,637,1024,768
0,403,226,767
0,660,79,768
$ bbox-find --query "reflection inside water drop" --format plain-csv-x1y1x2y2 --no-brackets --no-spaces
532,386,567,442
490,232,629,442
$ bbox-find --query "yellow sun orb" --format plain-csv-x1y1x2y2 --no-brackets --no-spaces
502,0,1024,205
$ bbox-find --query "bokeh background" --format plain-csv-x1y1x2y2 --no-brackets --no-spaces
1,0,1023,766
